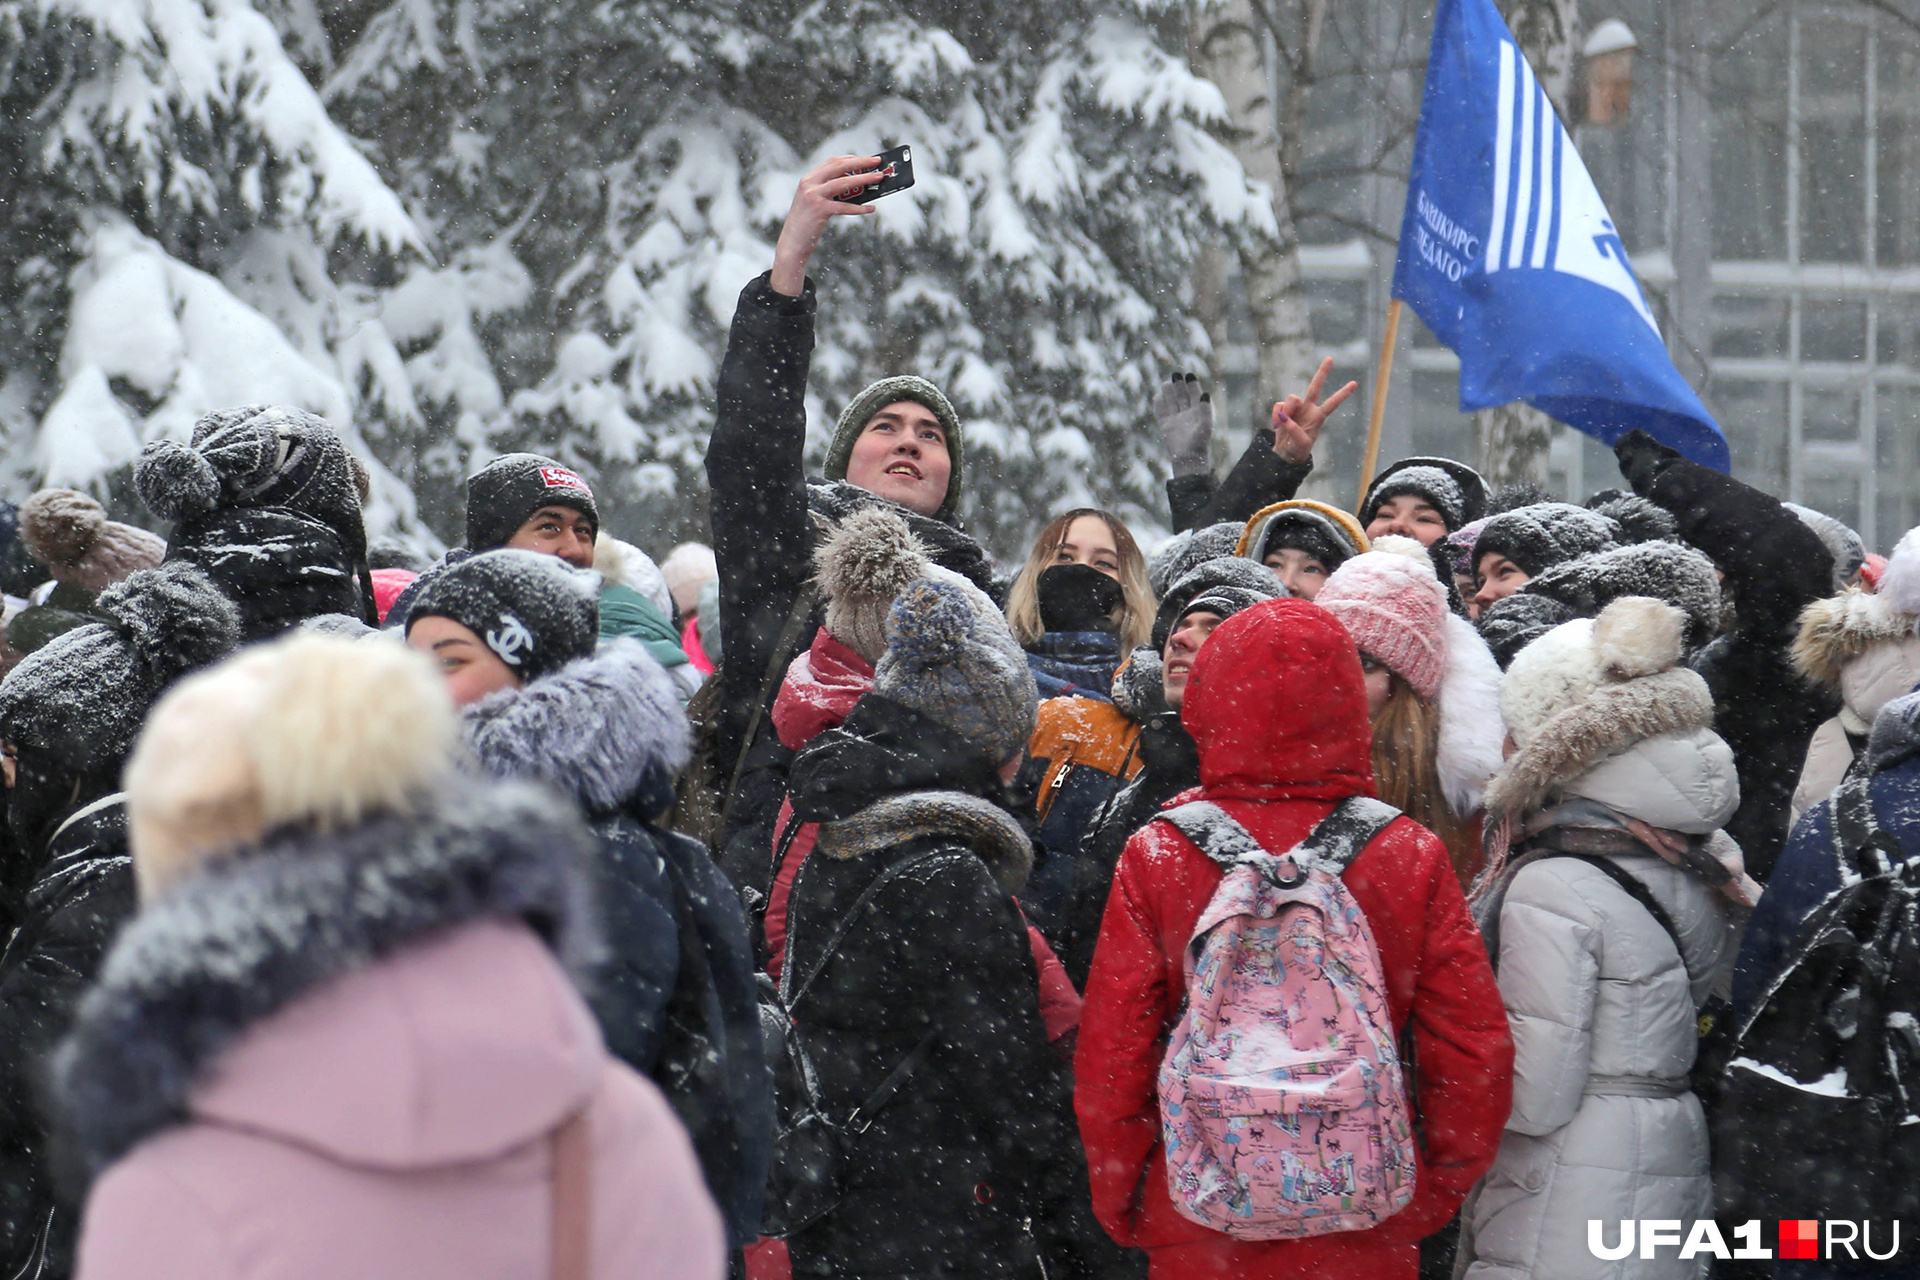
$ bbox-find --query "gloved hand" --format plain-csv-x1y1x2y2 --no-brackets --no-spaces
1613,429,1682,495
1154,372,1213,477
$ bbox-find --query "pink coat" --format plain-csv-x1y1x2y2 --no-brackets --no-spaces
74,919,725,1280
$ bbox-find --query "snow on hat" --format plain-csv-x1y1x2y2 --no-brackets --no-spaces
465,453,598,554
0,562,241,780
1519,539,1722,650
873,576,1037,766
1360,456,1490,531
660,542,717,617
1471,502,1619,578
1235,500,1369,573
1149,556,1285,654
1315,550,1450,699
592,532,673,620
404,549,600,685
1148,521,1242,597
826,376,965,521
136,405,368,562
813,506,933,665
1882,526,1920,618
1478,592,1578,669
19,489,166,593
1585,490,1678,544
1440,517,1491,583
1784,502,1867,592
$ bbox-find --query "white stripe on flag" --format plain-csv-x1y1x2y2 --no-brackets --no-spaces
1530,80,1554,268
1488,41,1515,273
1509,55,1535,271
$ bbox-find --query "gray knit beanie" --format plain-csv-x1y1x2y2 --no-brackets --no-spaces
874,576,1037,765
825,377,965,521
813,506,932,664
404,549,601,684
19,489,166,593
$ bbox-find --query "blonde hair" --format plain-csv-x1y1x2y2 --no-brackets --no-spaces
126,635,461,901
1370,672,1481,888
1004,509,1154,652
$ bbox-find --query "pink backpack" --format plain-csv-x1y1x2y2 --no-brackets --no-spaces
1155,797,1418,1239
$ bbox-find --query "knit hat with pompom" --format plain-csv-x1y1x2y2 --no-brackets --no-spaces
873,576,1038,765
1314,549,1450,699
814,506,933,664
19,489,166,593
0,561,242,778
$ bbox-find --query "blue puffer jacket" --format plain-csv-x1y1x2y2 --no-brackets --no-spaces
1023,630,1121,701
462,638,773,1247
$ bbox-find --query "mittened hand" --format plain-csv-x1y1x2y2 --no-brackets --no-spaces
1154,372,1214,477
1613,429,1682,495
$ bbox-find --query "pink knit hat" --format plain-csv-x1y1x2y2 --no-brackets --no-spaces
1314,549,1449,699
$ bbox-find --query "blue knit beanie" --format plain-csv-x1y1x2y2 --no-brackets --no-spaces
873,575,1037,765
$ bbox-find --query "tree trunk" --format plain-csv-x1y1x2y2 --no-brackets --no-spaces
1187,0,1316,435
1474,0,1581,493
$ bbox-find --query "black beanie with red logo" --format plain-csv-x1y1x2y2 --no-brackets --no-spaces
464,453,599,553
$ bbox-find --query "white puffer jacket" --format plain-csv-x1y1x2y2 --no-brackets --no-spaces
1464,732,1741,1280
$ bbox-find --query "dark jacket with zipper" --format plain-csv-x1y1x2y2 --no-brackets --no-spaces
1614,430,1841,881
781,694,1121,1279
705,273,998,899
1166,427,1313,534
0,796,135,1280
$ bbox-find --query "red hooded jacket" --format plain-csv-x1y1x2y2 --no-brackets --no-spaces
1074,598,1512,1279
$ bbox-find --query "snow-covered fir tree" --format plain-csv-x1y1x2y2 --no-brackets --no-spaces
326,0,1280,555
0,0,430,536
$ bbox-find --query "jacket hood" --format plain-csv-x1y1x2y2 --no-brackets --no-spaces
1436,611,1506,815
816,790,1033,894
51,778,597,1185
1868,690,1920,774
1792,586,1918,686
1182,598,1375,800
463,638,691,818
1234,500,1369,565
1111,645,1166,722
1559,727,1740,833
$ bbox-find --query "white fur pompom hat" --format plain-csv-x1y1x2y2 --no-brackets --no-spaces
125,634,460,902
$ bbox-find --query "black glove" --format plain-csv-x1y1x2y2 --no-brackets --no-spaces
1613,429,1682,496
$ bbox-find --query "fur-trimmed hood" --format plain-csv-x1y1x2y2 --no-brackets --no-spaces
1436,611,1505,815
50,779,598,1186
463,638,692,818
1793,586,1918,686
815,790,1034,894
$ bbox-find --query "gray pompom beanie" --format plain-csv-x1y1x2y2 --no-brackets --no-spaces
825,377,964,522
874,576,1037,765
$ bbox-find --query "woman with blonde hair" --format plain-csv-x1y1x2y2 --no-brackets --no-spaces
1003,508,1155,700
1315,540,1506,887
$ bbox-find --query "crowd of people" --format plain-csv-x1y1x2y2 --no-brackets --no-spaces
0,154,1917,1280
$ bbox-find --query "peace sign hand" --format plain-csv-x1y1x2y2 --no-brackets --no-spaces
1272,357,1358,465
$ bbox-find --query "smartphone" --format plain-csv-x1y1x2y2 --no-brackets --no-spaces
847,145,915,205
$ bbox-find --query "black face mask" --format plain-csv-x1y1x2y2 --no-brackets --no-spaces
1037,563,1125,634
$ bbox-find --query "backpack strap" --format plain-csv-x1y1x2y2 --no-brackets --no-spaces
1832,772,1903,880
1160,796,1401,875
780,847,946,1010
1541,852,1685,963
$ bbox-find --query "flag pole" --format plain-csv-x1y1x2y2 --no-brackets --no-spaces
1356,297,1403,512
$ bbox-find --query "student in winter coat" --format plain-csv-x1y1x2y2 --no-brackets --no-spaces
1314,543,1505,886
0,562,240,1280
134,405,379,636
1233,499,1368,599
1075,597,1513,1280
51,634,724,1280
1153,359,1356,534
1003,509,1156,700
1043,556,1282,986
1465,502,1619,615
1460,598,1758,1280
1359,456,1490,547
1787,527,1920,826
704,156,1000,896
1611,429,1840,881
779,576,1106,1278
403,550,771,1248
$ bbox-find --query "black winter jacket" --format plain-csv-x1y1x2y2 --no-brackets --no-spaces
1166,427,1313,534
0,796,134,1280
705,274,997,896
461,639,772,1247
782,694,1109,1279
1614,431,1840,880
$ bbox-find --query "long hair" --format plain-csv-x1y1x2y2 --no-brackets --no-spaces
1370,672,1481,887
1004,508,1154,652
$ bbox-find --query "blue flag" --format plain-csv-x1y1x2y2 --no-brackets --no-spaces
1392,0,1729,471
